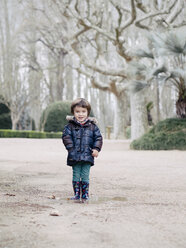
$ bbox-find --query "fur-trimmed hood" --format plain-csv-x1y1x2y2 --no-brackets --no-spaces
66,115,98,125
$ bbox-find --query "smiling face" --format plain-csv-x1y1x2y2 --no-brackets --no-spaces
73,106,88,123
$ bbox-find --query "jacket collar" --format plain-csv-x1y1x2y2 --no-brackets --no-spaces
66,115,98,125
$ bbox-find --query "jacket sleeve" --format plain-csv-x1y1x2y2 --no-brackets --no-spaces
93,125,103,152
62,124,74,150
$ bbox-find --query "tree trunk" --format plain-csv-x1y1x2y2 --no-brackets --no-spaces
56,50,65,101
130,91,148,140
77,71,81,98
12,120,17,130
11,112,19,130
155,79,160,123
99,91,107,135
65,56,73,100
113,92,128,139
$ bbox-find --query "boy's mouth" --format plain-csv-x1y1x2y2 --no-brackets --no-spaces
78,117,86,122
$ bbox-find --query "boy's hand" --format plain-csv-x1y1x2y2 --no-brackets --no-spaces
92,149,99,157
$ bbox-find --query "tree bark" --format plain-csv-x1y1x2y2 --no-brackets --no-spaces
130,91,148,140
56,50,65,101
113,91,129,139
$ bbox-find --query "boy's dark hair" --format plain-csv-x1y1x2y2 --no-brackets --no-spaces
71,98,91,116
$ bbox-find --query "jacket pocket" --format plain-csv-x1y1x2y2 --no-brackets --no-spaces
86,147,93,157
68,149,75,161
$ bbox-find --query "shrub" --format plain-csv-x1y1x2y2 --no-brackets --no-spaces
130,118,186,150
0,113,12,129
0,103,12,129
40,101,71,132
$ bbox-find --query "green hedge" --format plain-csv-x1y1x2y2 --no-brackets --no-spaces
130,118,186,150
0,129,62,138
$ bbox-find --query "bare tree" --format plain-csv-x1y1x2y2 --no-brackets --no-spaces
0,0,32,129
65,0,185,139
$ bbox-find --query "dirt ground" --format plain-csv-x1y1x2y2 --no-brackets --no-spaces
0,138,186,248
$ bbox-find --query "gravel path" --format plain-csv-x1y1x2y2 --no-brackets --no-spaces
0,138,186,248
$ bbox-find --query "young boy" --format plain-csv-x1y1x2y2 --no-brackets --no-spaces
62,98,103,202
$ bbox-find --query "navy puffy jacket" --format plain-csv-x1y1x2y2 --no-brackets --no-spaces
62,117,103,166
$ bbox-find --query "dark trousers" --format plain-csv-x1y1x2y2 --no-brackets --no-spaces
72,161,91,183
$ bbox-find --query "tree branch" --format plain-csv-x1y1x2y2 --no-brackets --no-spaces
109,0,131,14
78,18,116,42
135,0,178,29
70,26,91,41
71,41,127,78
172,21,186,29
120,0,136,31
91,77,126,97
135,0,148,13
166,0,184,24
112,0,136,62
82,61,127,78
77,67,126,97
